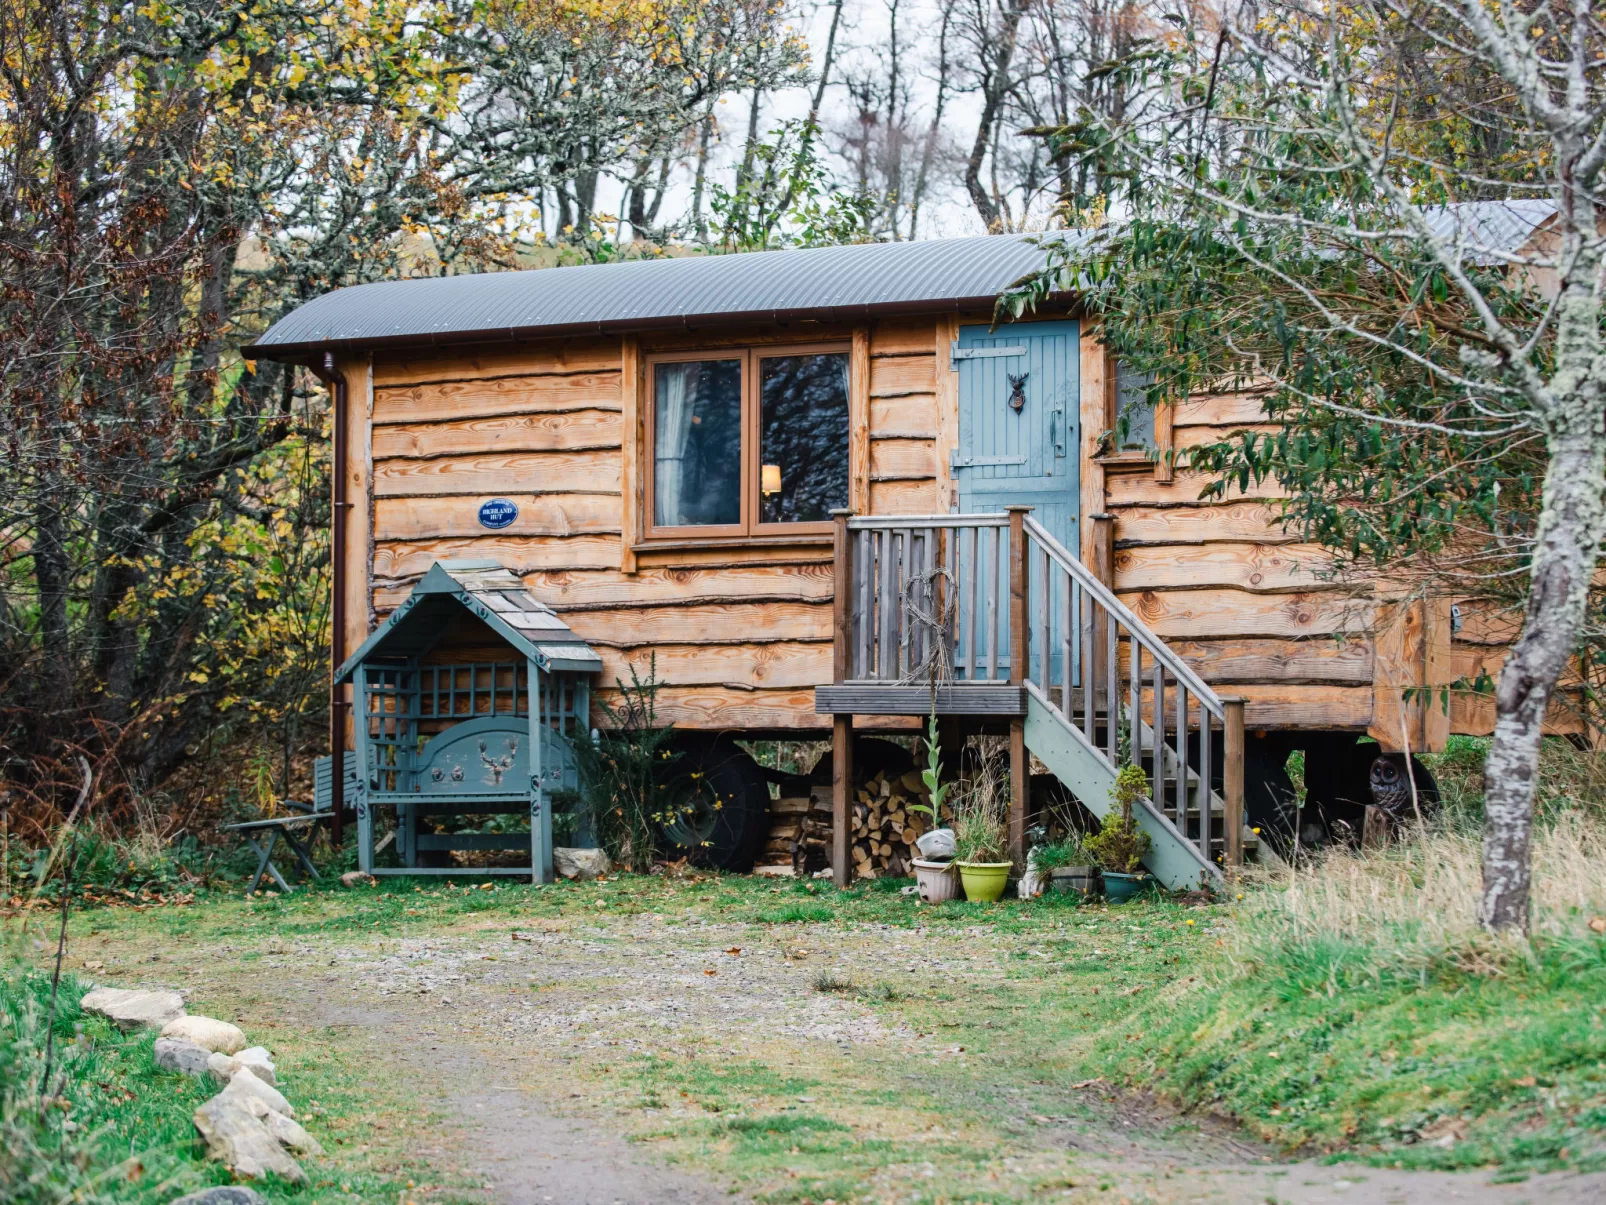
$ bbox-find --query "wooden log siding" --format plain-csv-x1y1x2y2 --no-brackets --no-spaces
1104,386,1376,730
867,335,940,503
364,321,943,732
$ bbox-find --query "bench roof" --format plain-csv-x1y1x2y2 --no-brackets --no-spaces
335,559,603,682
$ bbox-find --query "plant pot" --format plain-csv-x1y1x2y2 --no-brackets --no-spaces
1048,865,1095,897
956,861,1012,903
911,858,961,903
1101,871,1148,904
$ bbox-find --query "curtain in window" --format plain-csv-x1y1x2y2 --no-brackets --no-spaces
654,362,696,526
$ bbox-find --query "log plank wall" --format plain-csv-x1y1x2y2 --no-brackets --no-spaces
366,320,944,732
1104,378,1582,742
356,319,1574,742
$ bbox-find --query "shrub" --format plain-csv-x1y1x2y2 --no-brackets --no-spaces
1084,763,1151,874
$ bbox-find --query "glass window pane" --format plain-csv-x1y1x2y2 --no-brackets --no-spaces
654,359,742,527
1116,361,1156,450
758,353,850,524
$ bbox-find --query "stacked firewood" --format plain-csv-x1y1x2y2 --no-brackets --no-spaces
758,770,953,881
754,780,814,876
846,770,951,879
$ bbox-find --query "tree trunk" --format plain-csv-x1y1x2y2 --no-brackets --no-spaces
1480,261,1606,931
690,111,713,241
964,0,1030,231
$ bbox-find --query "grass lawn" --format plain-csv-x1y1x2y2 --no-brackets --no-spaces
7,828,1605,1204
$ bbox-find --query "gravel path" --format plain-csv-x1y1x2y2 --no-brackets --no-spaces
191,911,1606,1205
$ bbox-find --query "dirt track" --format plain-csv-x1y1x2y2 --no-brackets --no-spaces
87,906,1606,1205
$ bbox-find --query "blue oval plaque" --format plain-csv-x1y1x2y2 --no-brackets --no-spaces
478,498,519,529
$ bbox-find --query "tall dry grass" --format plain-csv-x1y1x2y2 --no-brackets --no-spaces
1243,813,1606,955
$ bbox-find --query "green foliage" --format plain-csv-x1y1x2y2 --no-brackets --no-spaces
1027,836,1087,875
572,658,721,871
0,965,222,1205
1084,764,1151,874
1005,8,1606,732
907,713,951,828
572,660,680,872
710,119,877,252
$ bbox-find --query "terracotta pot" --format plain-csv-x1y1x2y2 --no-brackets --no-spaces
911,858,960,903
957,861,1012,902
1102,871,1149,904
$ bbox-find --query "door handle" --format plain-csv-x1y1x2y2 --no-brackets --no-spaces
1049,406,1066,456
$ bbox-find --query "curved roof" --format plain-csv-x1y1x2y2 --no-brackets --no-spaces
245,233,1074,359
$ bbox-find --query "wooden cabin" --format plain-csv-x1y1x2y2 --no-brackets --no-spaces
245,232,1568,884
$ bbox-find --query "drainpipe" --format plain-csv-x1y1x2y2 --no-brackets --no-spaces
313,353,349,848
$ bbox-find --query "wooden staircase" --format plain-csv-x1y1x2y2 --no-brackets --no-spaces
816,509,1270,890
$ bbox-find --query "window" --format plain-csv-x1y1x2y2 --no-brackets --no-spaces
1114,361,1157,451
648,346,850,538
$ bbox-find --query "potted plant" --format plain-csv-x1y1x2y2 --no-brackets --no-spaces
908,715,960,903
951,758,1011,902
1084,764,1153,903
1030,836,1095,898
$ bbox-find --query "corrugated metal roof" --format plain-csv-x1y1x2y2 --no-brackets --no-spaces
246,233,1077,359
1419,200,1556,264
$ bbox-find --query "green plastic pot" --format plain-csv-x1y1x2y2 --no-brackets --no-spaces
957,861,1011,902
1101,871,1148,904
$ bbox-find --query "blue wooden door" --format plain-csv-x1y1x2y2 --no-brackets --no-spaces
954,320,1080,683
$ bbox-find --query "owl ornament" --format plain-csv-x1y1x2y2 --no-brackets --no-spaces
1369,753,1441,821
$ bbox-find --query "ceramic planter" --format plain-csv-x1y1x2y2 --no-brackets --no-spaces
911,858,960,903
1048,865,1095,897
957,861,1012,902
1101,871,1148,904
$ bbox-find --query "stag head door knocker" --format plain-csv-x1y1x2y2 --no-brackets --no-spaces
1007,371,1029,412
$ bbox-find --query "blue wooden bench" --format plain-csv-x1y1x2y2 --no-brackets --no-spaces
331,558,602,882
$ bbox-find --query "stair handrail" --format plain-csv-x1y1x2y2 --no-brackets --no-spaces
1021,514,1225,717
1020,513,1249,871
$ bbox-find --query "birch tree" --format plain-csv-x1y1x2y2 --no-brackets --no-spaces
1012,0,1605,932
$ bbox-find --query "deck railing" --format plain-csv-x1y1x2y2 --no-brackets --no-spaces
840,512,1014,683
831,508,1246,866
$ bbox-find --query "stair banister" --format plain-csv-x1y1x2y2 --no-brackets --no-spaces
1021,514,1223,709
1021,514,1244,880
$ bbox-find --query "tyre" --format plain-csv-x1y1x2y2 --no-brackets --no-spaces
656,734,771,872
1301,733,1373,848
1242,737,1303,860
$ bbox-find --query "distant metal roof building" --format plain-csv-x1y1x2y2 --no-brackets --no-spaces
245,233,1079,359
1420,200,1556,264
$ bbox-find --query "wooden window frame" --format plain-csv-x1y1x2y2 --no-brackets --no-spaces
641,341,852,544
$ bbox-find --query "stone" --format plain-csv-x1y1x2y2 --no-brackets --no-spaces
161,1014,247,1054
80,987,186,1032
234,1046,277,1085
339,870,375,887
220,1067,294,1117
192,1095,305,1183
207,1051,240,1080
153,1037,216,1079
553,847,610,881
264,1110,325,1156
168,1189,269,1205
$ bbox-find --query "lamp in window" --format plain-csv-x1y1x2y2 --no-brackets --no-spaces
760,463,782,496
